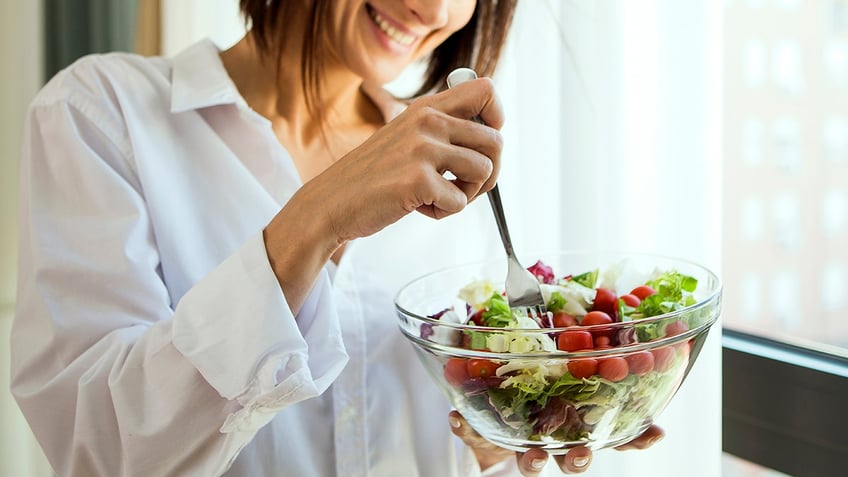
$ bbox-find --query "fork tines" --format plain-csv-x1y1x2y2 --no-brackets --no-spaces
514,304,549,324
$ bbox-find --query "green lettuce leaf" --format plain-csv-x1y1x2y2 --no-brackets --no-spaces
635,270,699,317
571,269,599,289
481,293,515,327
547,291,567,313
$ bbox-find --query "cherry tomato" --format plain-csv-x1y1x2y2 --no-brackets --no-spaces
619,294,641,307
598,357,629,382
651,346,675,372
592,287,619,318
665,320,689,337
466,359,501,378
444,358,470,387
551,311,577,328
593,335,611,348
630,285,657,300
581,311,613,326
625,351,655,375
557,330,594,352
583,311,615,340
567,358,598,379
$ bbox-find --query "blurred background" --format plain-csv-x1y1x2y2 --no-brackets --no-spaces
1,0,845,476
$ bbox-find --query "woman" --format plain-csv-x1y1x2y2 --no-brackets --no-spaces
11,1,661,475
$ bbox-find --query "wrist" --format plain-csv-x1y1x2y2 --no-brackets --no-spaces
263,187,344,313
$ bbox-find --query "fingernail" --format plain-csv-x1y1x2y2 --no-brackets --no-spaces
573,456,590,468
531,458,546,469
449,416,461,428
647,434,664,447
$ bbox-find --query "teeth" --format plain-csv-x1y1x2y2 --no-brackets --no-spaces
369,9,415,46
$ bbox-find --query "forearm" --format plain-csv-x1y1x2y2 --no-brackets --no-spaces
263,183,345,315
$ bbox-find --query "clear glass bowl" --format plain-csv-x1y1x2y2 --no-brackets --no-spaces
395,252,722,453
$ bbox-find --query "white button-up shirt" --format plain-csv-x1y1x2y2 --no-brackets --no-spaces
12,39,517,476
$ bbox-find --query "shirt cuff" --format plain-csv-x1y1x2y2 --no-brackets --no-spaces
172,231,348,431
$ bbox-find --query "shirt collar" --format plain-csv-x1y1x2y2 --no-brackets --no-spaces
170,39,246,113
169,39,408,123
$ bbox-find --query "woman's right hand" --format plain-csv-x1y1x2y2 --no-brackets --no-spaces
263,78,504,312
315,77,505,242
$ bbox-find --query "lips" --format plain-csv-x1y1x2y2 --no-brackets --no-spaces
366,4,416,46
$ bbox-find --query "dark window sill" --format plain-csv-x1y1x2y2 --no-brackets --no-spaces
722,329,848,477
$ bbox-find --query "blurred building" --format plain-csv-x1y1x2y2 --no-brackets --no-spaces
723,0,848,354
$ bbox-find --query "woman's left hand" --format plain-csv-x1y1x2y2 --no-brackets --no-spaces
449,410,665,475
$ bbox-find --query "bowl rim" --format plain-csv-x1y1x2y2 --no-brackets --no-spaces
394,249,723,332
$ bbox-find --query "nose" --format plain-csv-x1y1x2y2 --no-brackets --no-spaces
405,0,449,28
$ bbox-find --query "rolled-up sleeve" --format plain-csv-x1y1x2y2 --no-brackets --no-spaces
173,231,348,433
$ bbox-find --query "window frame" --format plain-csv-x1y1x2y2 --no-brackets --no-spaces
721,328,848,476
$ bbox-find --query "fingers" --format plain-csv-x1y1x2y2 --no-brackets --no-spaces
552,447,593,474
448,410,486,447
448,411,514,470
448,410,553,477
614,424,665,451
447,410,598,476
434,78,505,130
518,427,662,477
432,139,497,202
443,117,502,196
516,448,549,476
414,173,470,220
440,79,504,196
405,124,498,217
447,410,501,452
418,78,504,198
401,105,500,202
320,78,504,239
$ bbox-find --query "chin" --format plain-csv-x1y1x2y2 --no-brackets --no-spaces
371,54,429,86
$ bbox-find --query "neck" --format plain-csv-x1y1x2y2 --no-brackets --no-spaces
220,31,379,151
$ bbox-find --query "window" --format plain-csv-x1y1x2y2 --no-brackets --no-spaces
722,1,848,474
723,0,848,357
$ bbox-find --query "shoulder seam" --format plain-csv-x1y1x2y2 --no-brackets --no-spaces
30,91,138,177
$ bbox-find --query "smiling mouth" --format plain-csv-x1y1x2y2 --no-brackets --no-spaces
366,5,416,46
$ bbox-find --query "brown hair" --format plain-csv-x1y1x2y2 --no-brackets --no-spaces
239,0,517,112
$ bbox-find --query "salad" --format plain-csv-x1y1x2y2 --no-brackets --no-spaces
423,259,703,446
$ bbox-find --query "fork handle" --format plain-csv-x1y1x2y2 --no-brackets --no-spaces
446,69,518,261
486,185,516,259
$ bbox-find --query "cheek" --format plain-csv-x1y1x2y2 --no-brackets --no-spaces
450,0,477,29
419,1,476,56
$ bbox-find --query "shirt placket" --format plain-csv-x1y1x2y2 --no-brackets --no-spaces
332,265,368,477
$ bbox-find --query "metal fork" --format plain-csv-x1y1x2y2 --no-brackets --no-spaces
446,68,547,319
